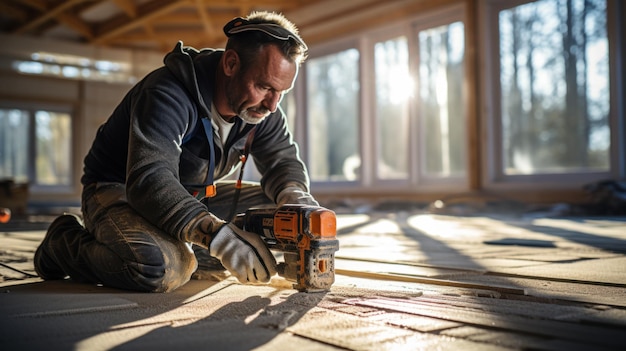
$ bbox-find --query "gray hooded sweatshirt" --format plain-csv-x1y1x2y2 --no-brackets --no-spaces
82,42,311,241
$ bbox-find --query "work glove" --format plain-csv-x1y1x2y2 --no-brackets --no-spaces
209,223,277,284
276,185,319,206
182,212,226,249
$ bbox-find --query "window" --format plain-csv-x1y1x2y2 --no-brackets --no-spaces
500,0,609,175
13,51,134,83
302,0,622,195
375,36,412,180
306,48,361,182
0,109,30,183
0,107,73,187
417,22,467,178
35,111,72,185
305,7,467,191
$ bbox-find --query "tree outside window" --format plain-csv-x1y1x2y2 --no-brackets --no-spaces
499,0,609,174
306,49,361,182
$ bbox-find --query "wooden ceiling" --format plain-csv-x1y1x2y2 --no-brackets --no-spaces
0,0,329,52
0,0,452,54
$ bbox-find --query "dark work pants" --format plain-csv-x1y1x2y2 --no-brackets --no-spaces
39,181,273,292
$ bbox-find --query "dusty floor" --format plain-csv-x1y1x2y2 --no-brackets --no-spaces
1,207,625,350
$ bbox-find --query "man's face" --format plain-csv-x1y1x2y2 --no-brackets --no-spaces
225,45,298,124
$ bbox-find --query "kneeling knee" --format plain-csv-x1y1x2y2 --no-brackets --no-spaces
126,246,196,293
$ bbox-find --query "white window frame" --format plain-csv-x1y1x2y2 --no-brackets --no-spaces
0,101,76,194
301,4,469,194
479,0,625,191
299,36,364,192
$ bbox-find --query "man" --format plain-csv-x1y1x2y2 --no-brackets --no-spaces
34,11,318,293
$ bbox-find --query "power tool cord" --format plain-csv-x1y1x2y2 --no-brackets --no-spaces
0,261,38,278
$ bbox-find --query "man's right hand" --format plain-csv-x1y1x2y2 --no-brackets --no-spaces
183,212,226,248
209,223,277,284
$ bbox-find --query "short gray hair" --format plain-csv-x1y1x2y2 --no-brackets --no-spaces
224,11,308,69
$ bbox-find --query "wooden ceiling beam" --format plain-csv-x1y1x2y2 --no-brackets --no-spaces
56,12,94,40
0,3,30,21
16,0,47,12
111,0,138,18
108,28,218,43
290,0,456,46
149,13,202,25
1,0,360,52
92,0,189,45
195,0,216,37
185,0,297,6
150,12,236,26
12,0,88,34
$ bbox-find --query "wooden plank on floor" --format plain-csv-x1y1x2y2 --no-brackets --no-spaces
335,269,527,295
344,297,625,349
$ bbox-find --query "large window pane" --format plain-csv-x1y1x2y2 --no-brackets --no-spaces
418,22,467,177
307,49,360,181
0,109,30,183
35,111,72,185
499,0,609,174
375,36,411,179
0,108,72,187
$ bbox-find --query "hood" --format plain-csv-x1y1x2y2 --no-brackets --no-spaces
163,41,222,117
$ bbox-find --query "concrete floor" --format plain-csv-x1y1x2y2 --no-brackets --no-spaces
1,208,625,350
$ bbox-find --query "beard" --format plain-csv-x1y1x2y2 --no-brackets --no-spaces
238,106,271,124
225,75,271,125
